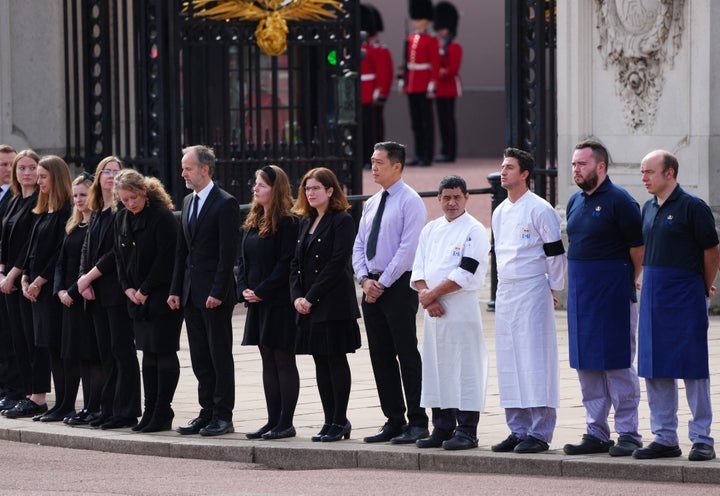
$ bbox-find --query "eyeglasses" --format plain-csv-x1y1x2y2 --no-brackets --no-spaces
101,169,120,176
304,186,326,193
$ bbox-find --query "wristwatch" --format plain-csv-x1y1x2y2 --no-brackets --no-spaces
357,274,368,286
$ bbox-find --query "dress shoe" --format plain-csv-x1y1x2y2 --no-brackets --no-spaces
563,433,614,455
262,426,296,440
363,423,405,443
391,425,429,444
632,441,682,459
416,431,453,448
3,399,48,419
65,410,98,426
100,416,138,430
491,433,522,452
514,435,549,453
141,410,175,433
311,424,331,442
176,416,209,435
199,419,235,437
688,443,716,461
321,422,351,442
132,410,155,432
89,413,112,427
442,431,479,451
0,397,19,411
64,409,84,424
246,424,272,440
608,435,642,457
39,409,75,423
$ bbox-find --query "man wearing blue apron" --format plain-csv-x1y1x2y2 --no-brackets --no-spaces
634,150,719,461
564,140,644,457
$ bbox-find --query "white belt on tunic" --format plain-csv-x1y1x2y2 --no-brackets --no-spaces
361,74,376,81
407,63,431,70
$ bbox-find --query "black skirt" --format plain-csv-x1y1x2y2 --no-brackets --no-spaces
242,301,296,352
295,317,361,355
61,302,99,361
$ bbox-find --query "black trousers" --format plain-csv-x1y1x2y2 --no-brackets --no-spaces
6,290,49,394
362,103,385,165
91,303,141,418
0,293,23,399
435,97,457,161
407,93,435,164
184,300,235,422
431,408,480,438
361,272,427,428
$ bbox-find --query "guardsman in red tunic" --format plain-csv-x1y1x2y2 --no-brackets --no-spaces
360,4,393,168
433,2,462,163
399,0,439,166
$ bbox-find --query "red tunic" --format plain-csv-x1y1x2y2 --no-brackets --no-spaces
435,41,462,98
361,41,394,105
403,32,440,94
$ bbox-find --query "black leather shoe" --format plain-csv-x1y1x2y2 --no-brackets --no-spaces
391,425,429,444
688,443,716,461
416,431,452,448
514,435,549,453
100,416,138,430
89,413,112,427
632,441,682,459
199,419,235,436
321,422,351,442
0,397,19,410
442,431,479,451
3,399,48,419
563,434,614,455
311,424,330,442
176,417,209,435
363,423,405,443
491,433,522,452
39,409,75,423
262,426,296,440
246,424,272,439
608,435,642,457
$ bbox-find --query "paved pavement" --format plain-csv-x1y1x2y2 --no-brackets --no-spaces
1,159,720,484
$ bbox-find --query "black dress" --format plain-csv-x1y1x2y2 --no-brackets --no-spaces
114,202,182,353
237,216,298,352
54,223,98,361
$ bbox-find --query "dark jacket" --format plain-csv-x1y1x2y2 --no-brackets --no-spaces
0,190,39,274
80,207,124,306
290,210,360,323
23,201,72,282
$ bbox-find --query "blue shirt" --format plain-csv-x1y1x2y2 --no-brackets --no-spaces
642,184,719,275
566,176,642,261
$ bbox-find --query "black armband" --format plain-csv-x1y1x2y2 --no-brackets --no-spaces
543,240,565,257
459,257,480,274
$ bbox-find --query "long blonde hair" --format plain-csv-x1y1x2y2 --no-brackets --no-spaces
66,173,94,234
33,155,72,214
88,156,123,212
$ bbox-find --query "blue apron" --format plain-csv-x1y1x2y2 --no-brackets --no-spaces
567,259,633,370
638,265,709,379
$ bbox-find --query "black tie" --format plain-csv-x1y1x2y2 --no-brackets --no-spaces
366,190,388,261
189,194,200,236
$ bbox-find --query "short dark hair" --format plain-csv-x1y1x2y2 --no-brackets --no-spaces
503,147,534,186
659,150,679,178
575,139,609,167
0,144,16,154
437,175,467,194
374,141,406,167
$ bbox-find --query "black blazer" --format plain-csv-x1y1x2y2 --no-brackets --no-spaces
80,207,125,307
170,184,241,307
290,210,360,323
237,215,298,305
115,201,178,320
22,201,72,283
0,190,39,273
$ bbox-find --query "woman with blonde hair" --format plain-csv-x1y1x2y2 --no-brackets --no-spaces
76,156,141,429
55,172,104,425
290,167,361,442
113,169,182,432
237,165,299,440
17,155,73,421
0,150,42,417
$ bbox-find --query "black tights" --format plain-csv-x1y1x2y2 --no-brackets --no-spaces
313,353,351,425
259,346,299,431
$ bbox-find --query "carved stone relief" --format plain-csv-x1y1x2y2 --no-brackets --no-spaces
594,0,685,132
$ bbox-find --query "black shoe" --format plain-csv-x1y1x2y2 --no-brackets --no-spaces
514,435,549,453
688,443,716,461
363,423,405,443
176,416,209,435
66,410,100,426
563,434,614,455
321,422,352,442
632,441,682,459
64,409,84,424
311,424,331,442
89,412,112,428
39,409,75,423
491,433,522,452
442,431,479,451
100,416,138,430
416,431,452,448
132,410,155,432
3,399,48,419
608,435,642,457
141,409,174,433
391,425,429,444
262,425,296,440
0,397,19,410
246,424,273,440
199,419,235,437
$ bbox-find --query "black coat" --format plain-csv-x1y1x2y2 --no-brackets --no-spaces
290,211,360,324
80,207,124,307
0,191,38,274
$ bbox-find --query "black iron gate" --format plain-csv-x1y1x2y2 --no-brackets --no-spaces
63,0,361,204
505,0,557,205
